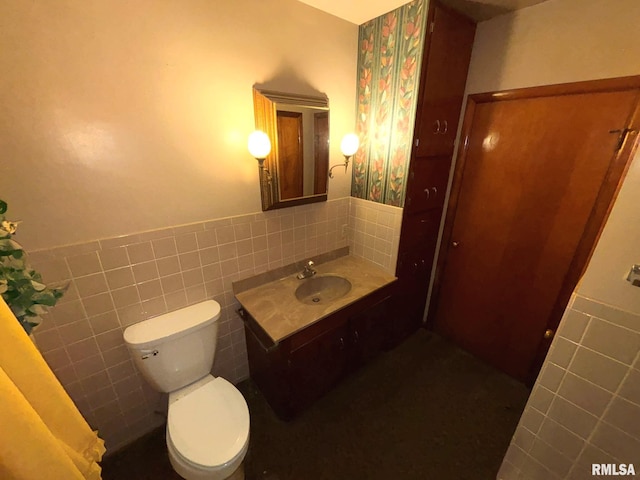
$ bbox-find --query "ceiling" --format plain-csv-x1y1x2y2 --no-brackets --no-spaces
297,0,550,24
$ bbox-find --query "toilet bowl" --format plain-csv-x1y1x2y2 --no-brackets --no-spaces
123,301,250,480
166,376,250,480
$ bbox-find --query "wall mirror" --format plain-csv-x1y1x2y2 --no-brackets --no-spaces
252,87,329,211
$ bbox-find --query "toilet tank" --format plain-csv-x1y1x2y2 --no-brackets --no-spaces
123,300,221,393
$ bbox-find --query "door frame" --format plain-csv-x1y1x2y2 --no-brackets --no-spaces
426,76,640,385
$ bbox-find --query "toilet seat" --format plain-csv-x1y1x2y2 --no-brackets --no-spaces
167,376,250,469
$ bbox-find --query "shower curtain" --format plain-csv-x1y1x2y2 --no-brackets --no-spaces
0,297,105,479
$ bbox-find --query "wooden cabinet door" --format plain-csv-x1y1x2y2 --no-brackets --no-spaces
398,209,441,258
414,3,475,158
350,296,392,368
404,156,452,214
288,322,349,411
393,250,432,342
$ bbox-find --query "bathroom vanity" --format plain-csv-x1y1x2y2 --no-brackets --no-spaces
233,253,396,420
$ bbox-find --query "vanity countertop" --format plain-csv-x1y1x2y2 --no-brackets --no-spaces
233,255,396,343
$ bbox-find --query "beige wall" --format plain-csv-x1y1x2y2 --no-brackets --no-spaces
0,0,358,251
0,0,362,454
467,0,640,315
463,0,640,478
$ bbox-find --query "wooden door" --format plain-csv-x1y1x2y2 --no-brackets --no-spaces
432,79,640,381
276,110,304,199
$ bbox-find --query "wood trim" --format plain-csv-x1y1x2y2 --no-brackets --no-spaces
264,193,327,211
254,89,329,109
470,75,640,104
426,77,640,385
253,88,278,210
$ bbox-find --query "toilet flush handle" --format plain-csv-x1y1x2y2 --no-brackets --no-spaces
141,349,159,360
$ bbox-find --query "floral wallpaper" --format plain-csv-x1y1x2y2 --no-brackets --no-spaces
352,0,427,207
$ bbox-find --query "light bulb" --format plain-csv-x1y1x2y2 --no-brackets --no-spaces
340,133,359,157
248,130,271,159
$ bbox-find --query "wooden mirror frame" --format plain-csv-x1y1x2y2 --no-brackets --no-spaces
253,87,329,211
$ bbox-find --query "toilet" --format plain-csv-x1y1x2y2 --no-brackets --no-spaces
123,300,249,480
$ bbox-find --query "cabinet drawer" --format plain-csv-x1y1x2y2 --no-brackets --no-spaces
404,157,451,213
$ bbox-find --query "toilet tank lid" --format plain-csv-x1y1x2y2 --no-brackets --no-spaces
124,300,221,349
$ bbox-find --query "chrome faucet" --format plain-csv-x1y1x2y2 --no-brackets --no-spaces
297,260,316,279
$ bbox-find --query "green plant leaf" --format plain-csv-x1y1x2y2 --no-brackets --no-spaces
31,291,57,306
28,304,48,315
0,199,64,334
31,280,46,291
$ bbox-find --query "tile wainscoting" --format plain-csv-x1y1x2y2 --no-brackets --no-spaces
30,196,403,452
498,295,640,480
348,196,403,273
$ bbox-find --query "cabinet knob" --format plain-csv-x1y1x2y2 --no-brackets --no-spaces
452,241,460,248
423,188,430,198
433,119,441,134
544,329,555,340
354,330,359,342
441,120,448,134
339,337,345,349
431,186,438,196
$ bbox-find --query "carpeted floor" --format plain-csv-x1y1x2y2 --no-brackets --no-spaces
102,330,530,480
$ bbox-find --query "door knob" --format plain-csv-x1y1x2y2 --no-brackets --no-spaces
452,241,460,248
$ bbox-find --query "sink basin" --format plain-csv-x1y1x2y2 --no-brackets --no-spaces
295,275,352,305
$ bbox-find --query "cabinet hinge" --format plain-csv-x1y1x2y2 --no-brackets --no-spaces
430,21,435,33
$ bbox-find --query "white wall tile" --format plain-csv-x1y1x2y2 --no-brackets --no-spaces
500,296,640,479
32,197,354,452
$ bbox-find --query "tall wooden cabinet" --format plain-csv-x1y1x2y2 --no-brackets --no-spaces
393,2,476,342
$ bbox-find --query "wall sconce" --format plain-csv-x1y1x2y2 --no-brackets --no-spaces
329,133,359,179
248,130,272,183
